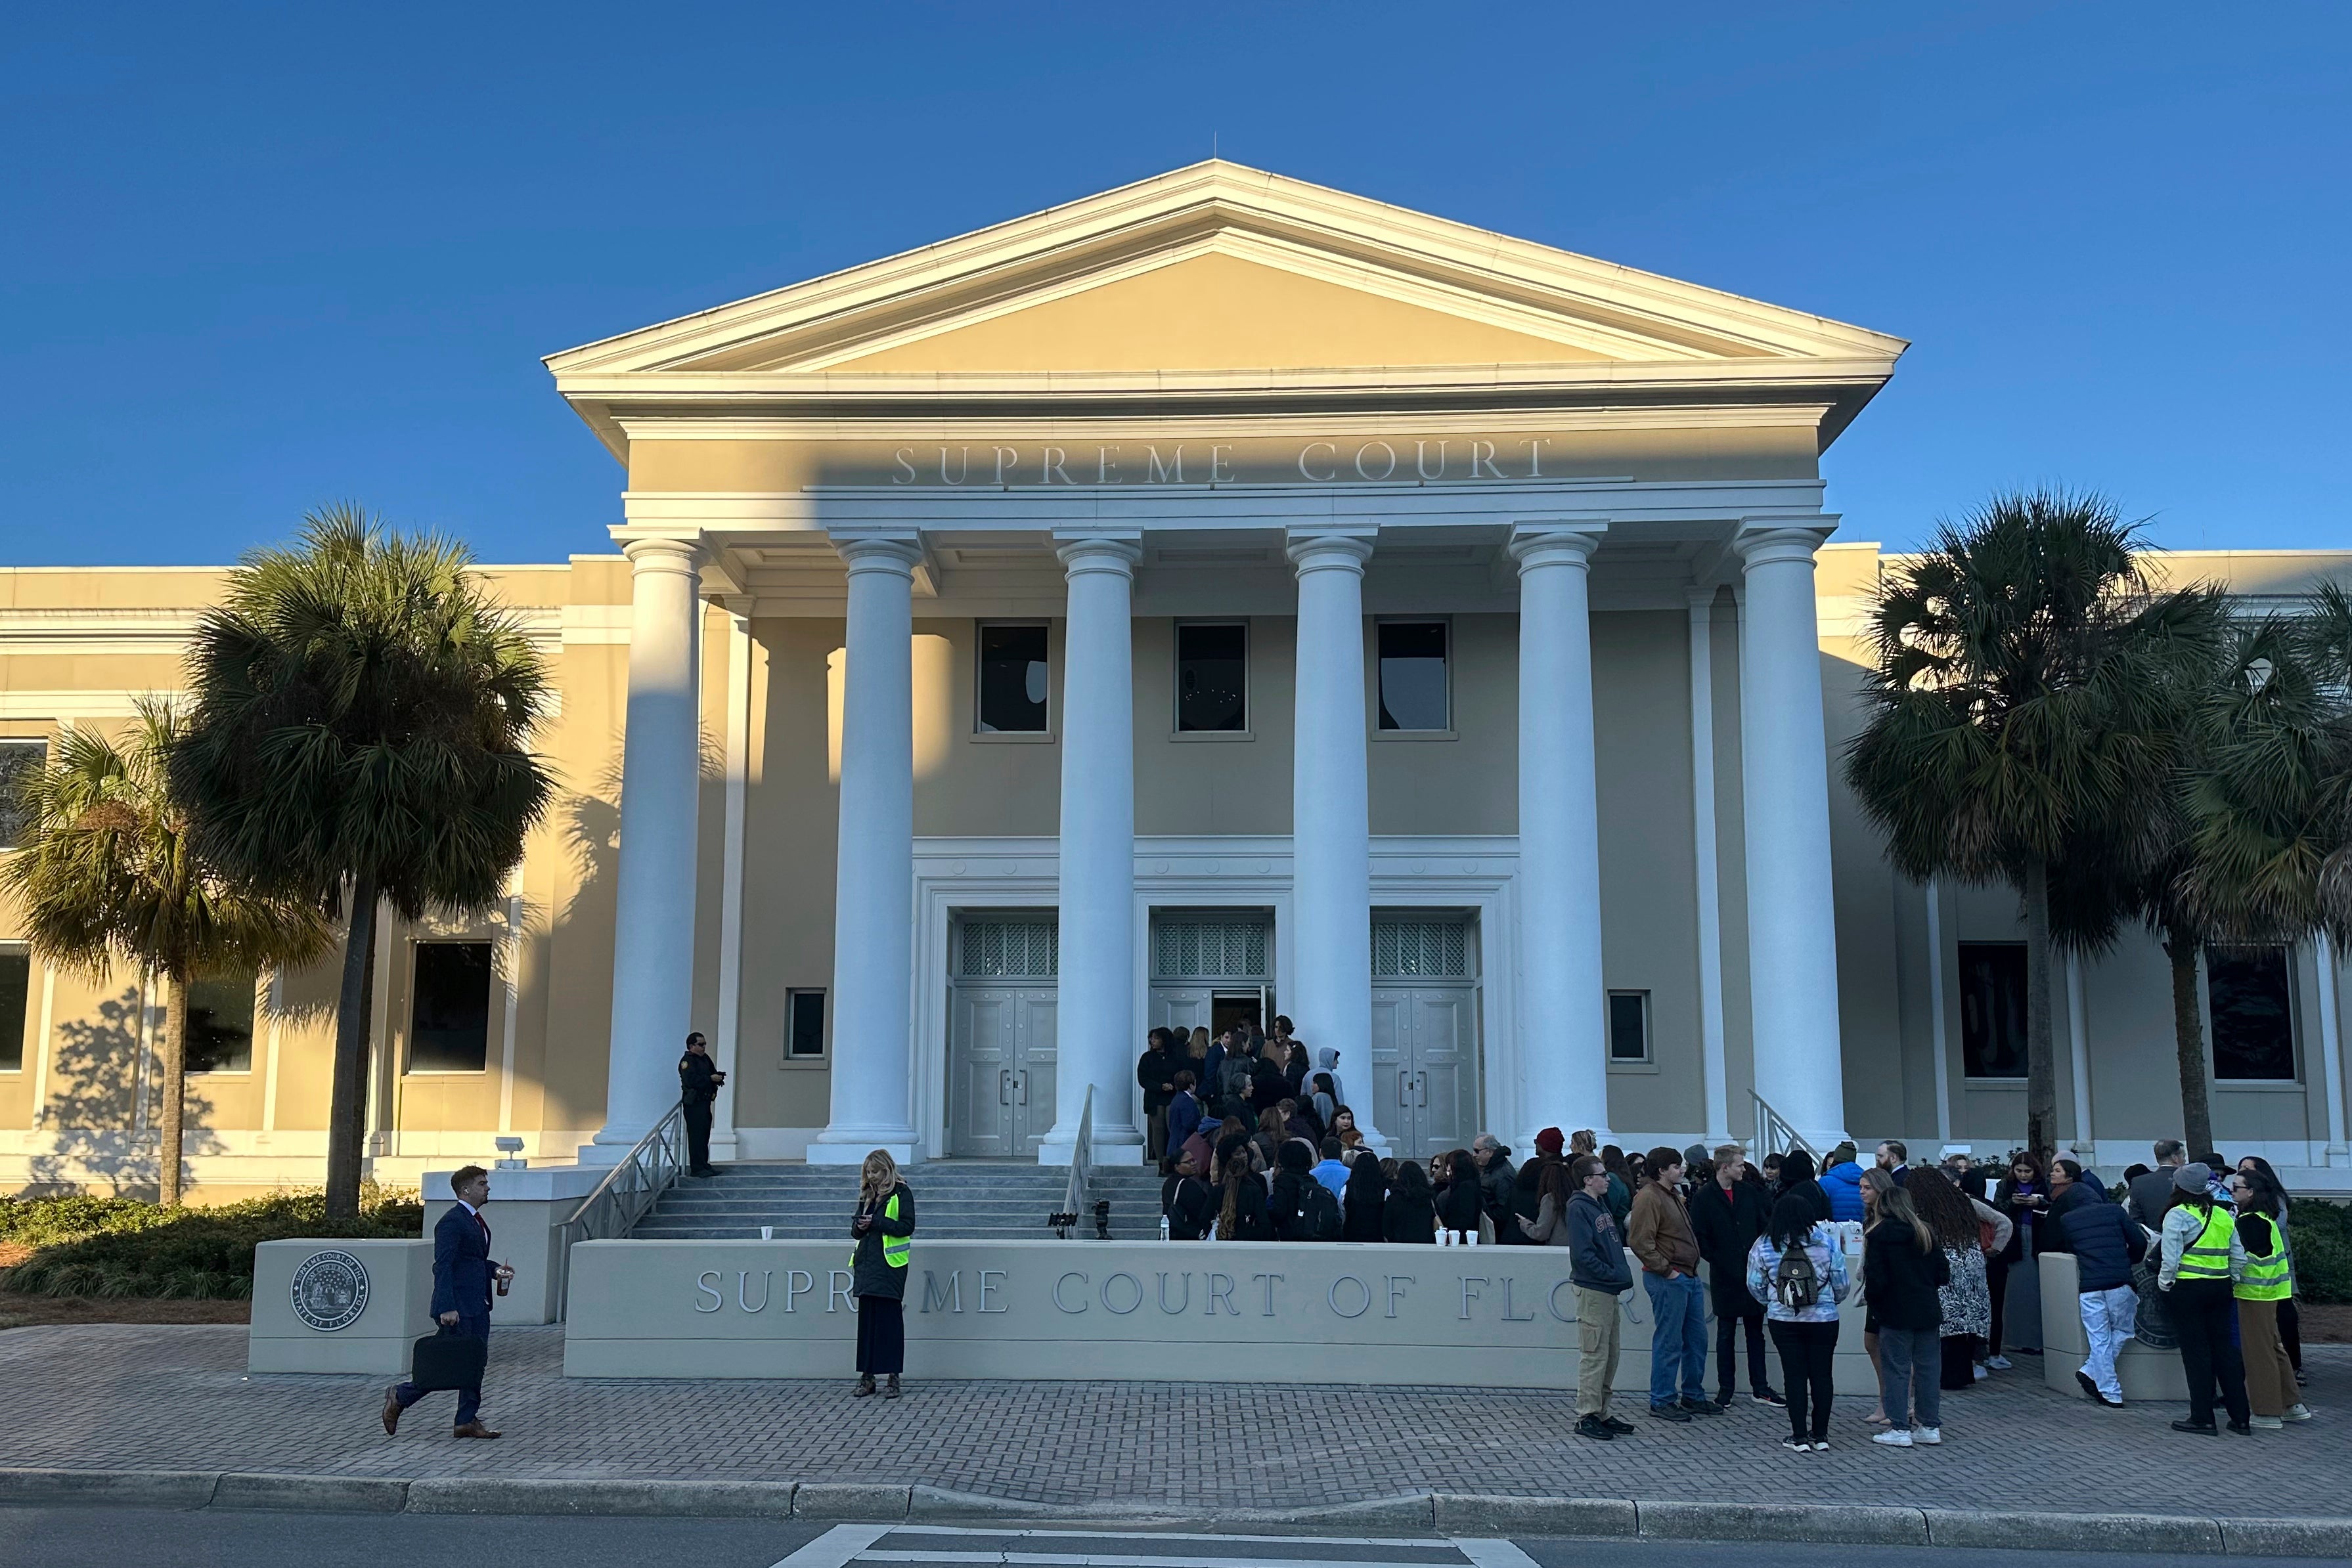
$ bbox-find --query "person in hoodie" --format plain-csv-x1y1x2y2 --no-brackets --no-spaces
2037,1165,2147,1406
1313,1045,1348,1114
1341,1143,1389,1242
1564,1154,1637,1441
1472,1134,1520,1244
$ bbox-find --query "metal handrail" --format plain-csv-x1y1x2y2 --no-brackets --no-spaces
552,1102,687,1319
1750,1091,1817,1162
1058,1083,1094,1237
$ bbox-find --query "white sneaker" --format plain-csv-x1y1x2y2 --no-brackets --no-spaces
1809,1439,1832,1451
1913,1426,1943,1445
1972,1364,1989,1382
1871,1428,1914,1447
1985,1355,2012,1370
2250,1415,2285,1430
2284,1404,2314,1422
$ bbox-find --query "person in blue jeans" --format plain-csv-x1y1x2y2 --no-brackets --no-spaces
1628,1147,1718,1422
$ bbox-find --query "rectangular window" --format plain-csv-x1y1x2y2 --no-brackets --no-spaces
786,989,828,1060
0,948,28,1072
186,972,257,1074
1377,621,1450,731
1175,622,1248,733
1958,942,2028,1079
1607,990,1651,1062
409,942,493,1073
2209,945,2296,1081
976,622,1050,733
0,739,49,849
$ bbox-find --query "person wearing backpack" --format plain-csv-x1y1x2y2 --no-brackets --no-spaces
1746,1192,1851,1450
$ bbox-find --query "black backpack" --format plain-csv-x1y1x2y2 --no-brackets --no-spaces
1300,1181,1343,1242
1771,1240,1823,1310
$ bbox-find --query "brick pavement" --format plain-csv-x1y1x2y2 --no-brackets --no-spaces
0,1324,2343,1516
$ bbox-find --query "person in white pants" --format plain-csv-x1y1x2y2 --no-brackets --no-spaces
2043,1173,2150,1407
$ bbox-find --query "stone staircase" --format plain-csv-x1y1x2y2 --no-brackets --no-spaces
629,1159,1171,1242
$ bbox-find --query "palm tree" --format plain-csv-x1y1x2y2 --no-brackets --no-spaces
169,508,552,1218
1844,489,2223,1157
1,701,329,1204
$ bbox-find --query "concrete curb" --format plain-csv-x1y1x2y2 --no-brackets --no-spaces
4,1468,2352,1556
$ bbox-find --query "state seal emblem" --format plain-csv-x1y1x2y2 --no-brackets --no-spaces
289,1248,370,1331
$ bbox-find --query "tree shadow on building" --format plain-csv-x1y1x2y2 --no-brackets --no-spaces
28,986,222,1198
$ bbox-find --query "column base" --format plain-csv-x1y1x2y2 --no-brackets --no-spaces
807,1131,923,1166
577,1125,655,1167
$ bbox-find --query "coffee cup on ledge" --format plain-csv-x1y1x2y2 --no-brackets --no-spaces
760,1225,774,1241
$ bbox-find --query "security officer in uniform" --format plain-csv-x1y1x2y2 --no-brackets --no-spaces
678,1032,724,1177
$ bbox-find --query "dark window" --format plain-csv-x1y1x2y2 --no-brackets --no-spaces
787,989,828,1060
409,942,493,1072
187,972,257,1074
0,949,28,1072
2209,945,2296,1081
1607,990,1651,1062
1377,621,1450,731
976,623,1050,733
1176,622,1248,732
1958,942,2028,1079
0,740,48,850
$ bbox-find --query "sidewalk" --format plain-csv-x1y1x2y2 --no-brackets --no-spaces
0,1323,2344,1518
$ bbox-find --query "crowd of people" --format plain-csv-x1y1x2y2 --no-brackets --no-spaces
1142,1023,2320,1450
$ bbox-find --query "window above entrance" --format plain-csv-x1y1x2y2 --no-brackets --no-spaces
977,622,1050,733
1153,918,1268,981
1371,921,1468,979
1175,622,1248,734
1377,621,1450,733
958,918,1059,979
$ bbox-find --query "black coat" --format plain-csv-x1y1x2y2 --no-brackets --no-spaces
1688,1177,1771,1311
850,1182,914,1300
1161,1173,1213,1240
2041,1184,2146,1292
1383,1190,1437,1244
1216,1177,1274,1240
1137,1047,1179,1112
678,1051,722,1107
1863,1217,1949,1332
1436,1175,1484,1235
1342,1164,1389,1242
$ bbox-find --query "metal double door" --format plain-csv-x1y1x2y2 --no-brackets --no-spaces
1368,984,1480,1158
944,985,1058,1157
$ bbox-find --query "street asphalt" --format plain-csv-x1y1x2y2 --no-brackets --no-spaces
0,1511,2328,1568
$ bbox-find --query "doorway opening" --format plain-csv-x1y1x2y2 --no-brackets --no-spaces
943,911,1058,1158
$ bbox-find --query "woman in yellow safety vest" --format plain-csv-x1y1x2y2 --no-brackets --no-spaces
2156,1163,2250,1435
2230,1169,2311,1429
851,1149,916,1399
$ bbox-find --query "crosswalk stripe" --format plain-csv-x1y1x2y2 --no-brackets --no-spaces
879,1529,1457,1550
773,1523,900,1568
855,1552,1455,1568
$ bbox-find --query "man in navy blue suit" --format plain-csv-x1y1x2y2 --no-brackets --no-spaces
383,1164,512,1439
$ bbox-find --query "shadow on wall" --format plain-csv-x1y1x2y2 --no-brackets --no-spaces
28,986,222,1198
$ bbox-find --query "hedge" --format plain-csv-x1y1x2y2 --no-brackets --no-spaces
2290,1196,2352,1304
0,1189,422,1300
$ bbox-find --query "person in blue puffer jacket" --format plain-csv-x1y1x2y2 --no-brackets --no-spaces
1819,1156,1867,1223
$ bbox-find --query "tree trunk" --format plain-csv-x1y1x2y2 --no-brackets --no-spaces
156,974,189,1208
2163,918,2215,1160
2022,856,2058,1160
324,874,379,1220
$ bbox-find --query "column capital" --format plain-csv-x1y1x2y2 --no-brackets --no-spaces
1052,533,1143,576
1284,528,1376,575
831,531,926,575
1733,515,1837,569
619,534,705,576
1507,521,1607,570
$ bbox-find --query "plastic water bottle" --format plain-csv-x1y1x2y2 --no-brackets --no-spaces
1159,1215,1170,1242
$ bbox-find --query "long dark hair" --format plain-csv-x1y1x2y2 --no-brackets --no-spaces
1767,1192,1818,1250
1906,1167,1980,1250
1392,1160,1431,1196
1218,1150,1253,1236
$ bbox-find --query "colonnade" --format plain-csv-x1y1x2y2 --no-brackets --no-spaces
586,518,1853,1167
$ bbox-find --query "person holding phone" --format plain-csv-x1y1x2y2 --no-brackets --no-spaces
849,1149,914,1397
678,1032,725,1178
1988,1151,2050,1362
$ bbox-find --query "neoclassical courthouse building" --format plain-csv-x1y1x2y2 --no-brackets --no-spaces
3,164,2348,1195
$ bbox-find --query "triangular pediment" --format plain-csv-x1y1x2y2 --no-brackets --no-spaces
547,162,1906,382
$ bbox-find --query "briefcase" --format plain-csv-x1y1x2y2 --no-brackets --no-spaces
408,1325,489,1391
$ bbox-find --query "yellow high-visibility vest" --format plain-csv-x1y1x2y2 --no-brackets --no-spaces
852,1190,910,1271
2175,1204,2236,1282
2236,1214,2290,1301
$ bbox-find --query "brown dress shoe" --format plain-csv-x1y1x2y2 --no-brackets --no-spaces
382,1386,403,1436
452,1420,502,1439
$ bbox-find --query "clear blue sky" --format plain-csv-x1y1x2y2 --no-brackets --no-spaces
3,3,2344,567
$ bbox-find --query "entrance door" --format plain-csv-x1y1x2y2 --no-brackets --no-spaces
1369,986,1480,1157
945,986,1057,1156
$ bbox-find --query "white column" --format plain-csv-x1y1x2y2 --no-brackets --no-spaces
1509,525,1611,1148
810,535,924,1165
588,536,705,1158
1734,521,1849,1150
1042,534,1143,1165
1687,586,1731,1144
1287,530,1385,1152
2317,934,2348,1166
2066,951,2093,1156
709,606,755,1164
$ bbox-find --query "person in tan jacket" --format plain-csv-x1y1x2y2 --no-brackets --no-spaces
1628,1148,1716,1421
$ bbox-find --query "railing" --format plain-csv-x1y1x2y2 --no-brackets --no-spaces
552,1103,687,1319
1751,1091,1817,1163
1055,1083,1094,1239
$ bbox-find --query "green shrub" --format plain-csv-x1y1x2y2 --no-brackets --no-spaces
2292,1196,2352,1304
0,1189,423,1299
